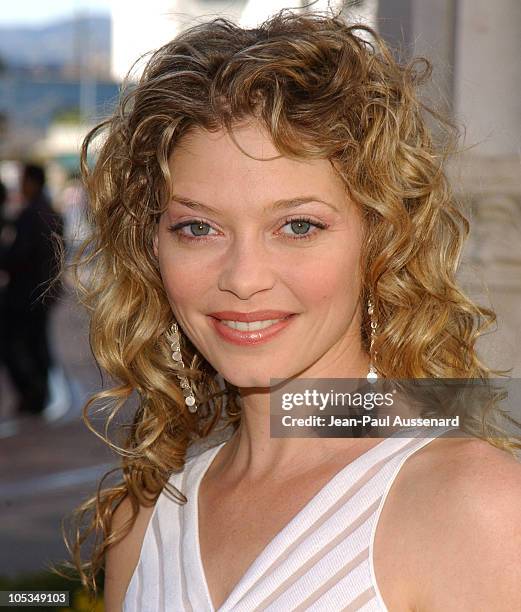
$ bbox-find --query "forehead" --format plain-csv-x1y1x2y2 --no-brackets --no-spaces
168,122,348,204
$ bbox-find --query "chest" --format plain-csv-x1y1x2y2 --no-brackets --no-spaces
197,468,422,612
198,476,327,609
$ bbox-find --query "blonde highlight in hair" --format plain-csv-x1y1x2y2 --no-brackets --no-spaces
54,9,516,597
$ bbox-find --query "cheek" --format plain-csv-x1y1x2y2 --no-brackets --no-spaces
159,251,213,307
287,241,361,307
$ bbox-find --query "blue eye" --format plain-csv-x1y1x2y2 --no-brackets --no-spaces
187,222,212,236
280,217,328,239
283,219,312,235
167,216,328,243
168,220,217,239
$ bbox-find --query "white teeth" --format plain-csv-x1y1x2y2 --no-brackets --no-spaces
220,319,283,331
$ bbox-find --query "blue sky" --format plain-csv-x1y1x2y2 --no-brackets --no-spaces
0,0,111,25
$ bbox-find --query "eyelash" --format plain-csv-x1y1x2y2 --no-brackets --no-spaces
167,217,329,243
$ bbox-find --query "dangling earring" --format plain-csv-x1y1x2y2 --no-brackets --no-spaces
367,297,378,383
166,322,197,413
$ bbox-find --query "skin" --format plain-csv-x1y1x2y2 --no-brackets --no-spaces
153,120,376,474
149,120,521,611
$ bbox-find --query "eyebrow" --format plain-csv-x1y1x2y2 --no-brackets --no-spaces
170,194,340,214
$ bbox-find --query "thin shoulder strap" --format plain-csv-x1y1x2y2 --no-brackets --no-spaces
369,425,458,611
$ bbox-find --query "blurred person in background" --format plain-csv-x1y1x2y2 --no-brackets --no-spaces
0,163,64,416
0,179,6,232
0,179,8,368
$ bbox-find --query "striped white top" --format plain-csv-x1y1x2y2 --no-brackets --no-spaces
123,426,455,611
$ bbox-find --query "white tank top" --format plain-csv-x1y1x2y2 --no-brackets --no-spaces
123,425,456,611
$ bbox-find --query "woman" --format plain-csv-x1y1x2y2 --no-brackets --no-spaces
64,10,521,611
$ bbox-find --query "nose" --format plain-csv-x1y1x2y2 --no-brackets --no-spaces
217,233,276,300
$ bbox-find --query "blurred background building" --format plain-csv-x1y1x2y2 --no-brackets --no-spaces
0,0,519,601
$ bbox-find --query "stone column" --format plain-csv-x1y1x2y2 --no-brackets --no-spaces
453,0,521,156
376,0,521,374
377,0,456,117
450,0,521,375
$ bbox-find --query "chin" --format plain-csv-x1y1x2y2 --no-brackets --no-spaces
220,374,274,389
218,366,291,390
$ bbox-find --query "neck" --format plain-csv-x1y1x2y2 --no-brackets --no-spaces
216,345,373,480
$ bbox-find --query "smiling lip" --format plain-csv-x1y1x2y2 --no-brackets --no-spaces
208,310,295,322
207,311,297,345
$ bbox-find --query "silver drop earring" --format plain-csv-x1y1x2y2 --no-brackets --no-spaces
367,297,378,383
166,322,197,413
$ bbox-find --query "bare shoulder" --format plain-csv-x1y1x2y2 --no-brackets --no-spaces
403,431,521,491
411,433,521,512
104,495,156,612
403,434,521,610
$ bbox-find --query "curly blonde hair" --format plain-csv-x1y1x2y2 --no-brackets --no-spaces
56,8,515,597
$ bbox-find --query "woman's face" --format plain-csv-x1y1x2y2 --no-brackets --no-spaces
154,121,366,388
